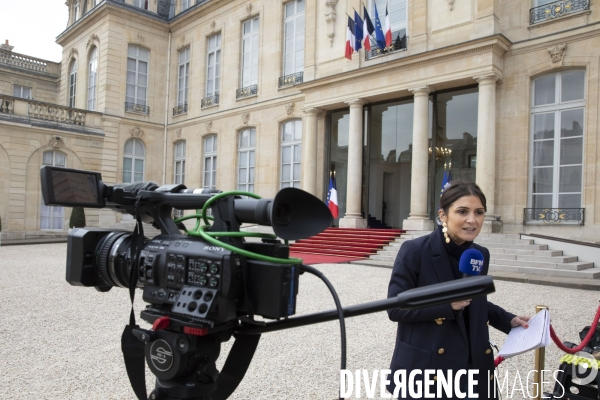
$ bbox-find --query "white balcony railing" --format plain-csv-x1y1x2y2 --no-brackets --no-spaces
0,95,88,126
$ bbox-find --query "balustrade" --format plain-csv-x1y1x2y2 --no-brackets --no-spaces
0,50,48,73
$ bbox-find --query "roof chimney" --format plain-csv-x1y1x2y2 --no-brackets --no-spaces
0,40,14,52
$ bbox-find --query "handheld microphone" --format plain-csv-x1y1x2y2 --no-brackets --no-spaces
459,248,484,278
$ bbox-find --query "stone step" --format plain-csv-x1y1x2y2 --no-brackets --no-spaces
475,238,535,245
476,233,522,239
350,259,393,268
491,258,593,271
492,253,578,263
489,248,563,256
483,243,549,250
490,264,600,279
370,254,397,262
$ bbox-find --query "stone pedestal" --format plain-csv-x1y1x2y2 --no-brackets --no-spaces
339,217,368,229
402,218,435,231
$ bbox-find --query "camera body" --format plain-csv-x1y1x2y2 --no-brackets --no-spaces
42,165,331,329
67,228,299,324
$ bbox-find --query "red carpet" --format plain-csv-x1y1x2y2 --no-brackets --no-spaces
289,227,403,263
289,252,365,264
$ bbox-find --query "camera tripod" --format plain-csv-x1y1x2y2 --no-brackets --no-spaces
124,275,495,400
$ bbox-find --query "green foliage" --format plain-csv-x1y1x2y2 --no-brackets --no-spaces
69,207,86,229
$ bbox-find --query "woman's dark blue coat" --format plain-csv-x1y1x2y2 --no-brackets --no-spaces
386,229,515,399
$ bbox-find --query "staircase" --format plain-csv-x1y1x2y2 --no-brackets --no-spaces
353,232,600,280
289,227,404,259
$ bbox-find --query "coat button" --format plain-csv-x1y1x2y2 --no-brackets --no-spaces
438,348,445,354
434,376,438,381
435,318,443,325
490,374,495,380
485,349,492,354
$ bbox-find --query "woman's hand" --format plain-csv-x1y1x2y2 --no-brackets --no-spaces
451,299,471,310
510,315,530,328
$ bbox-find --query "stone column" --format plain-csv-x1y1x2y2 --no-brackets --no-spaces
474,74,499,232
403,86,434,231
302,107,321,196
339,99,367,228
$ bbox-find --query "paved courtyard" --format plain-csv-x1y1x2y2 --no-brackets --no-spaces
0,243,598,399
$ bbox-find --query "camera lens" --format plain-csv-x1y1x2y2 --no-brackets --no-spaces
96,231,134,288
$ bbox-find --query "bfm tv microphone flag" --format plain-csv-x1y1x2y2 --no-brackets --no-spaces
327,176,339,218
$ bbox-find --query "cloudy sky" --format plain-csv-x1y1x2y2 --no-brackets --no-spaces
1,0,68,62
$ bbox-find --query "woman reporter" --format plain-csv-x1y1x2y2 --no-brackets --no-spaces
386,181,529,399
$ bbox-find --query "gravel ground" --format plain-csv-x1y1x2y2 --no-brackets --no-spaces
0,243,598,400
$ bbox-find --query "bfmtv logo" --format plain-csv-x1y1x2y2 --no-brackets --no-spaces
572,351,599,385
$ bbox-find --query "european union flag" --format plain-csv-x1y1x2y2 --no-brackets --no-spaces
373,4,386,50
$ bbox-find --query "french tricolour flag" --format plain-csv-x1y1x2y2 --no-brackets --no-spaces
327,176,339,218
385,5,392,48
345,16,355,60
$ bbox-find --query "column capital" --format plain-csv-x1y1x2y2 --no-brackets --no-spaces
345,98,367,107
302,107,324,116
473,73,501,85
408,85,433,96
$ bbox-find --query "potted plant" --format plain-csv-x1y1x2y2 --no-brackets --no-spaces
69,207,86,229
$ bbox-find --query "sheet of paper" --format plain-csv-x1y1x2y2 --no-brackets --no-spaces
498,309,549,358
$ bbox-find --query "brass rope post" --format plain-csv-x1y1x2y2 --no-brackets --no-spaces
533,305,548,400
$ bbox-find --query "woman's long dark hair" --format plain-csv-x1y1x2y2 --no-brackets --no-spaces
439,181,487,214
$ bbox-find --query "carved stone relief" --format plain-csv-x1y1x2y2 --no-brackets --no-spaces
242,113,250,125
137,33,146,45
176,128,182,138
206,121,213,132
285,102,294,116
325,0,339,47
49,136,65,148
86,34,100,50
448,0,455,11
246,3,252,16
548,44,566,66
68,47,79,61
130,126,145,139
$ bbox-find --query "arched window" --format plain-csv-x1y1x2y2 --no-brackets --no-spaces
238,128,256,193
87,47,98,111
41,151,66,230
529,70,586,212
69,60,77,108
203,135,217,189
123,138,145,183
281,120,302,188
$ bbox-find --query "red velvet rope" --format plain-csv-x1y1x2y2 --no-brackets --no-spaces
494,304,600,368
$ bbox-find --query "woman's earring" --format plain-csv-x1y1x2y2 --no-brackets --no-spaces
442,222,450,244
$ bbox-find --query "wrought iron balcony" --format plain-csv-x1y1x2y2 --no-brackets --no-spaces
523,208,585,226
173,103,188,116
365,34,408,61
201,94,219,109
236,85,258,100
125,102,150,115
278,72,304,88
530,0,589,25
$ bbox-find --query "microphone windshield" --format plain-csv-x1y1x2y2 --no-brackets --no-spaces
459,248,484,276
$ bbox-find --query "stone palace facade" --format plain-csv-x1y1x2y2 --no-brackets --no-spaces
0,0,599,241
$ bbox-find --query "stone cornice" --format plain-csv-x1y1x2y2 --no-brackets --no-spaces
296,35,512,94
506,22,600,57
57,1,169,45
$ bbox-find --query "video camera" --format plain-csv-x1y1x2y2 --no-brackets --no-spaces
40,165,497,400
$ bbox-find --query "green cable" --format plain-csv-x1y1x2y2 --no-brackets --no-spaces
173,190,303,265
